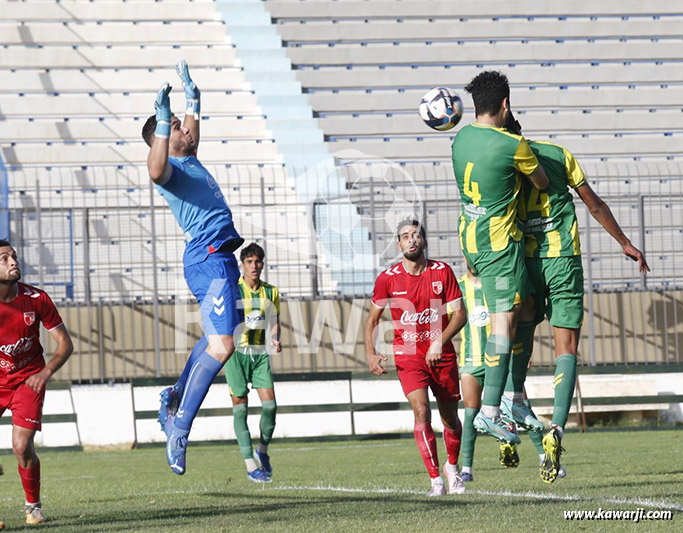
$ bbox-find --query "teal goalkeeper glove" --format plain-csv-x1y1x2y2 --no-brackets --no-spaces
154,83,173,138
176,60,200,119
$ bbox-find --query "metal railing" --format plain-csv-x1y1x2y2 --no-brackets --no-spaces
5,162,683,379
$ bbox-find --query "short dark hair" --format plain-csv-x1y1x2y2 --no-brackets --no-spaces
240,242,265,262
464,70,510,117
0,239,11,248
142,115,157,148
396,218,426,242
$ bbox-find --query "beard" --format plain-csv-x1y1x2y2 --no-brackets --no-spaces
0,270,21,284
402,247,424,261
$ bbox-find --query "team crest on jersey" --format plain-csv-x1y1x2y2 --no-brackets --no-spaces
23,312,36,326
432,281,443,295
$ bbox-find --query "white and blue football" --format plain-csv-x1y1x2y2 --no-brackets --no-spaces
418,87,463,131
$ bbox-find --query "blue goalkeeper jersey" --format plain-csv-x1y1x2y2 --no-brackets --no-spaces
156,156,242,267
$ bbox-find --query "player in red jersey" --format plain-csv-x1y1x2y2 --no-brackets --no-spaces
365,219,467,496
0,240,73,525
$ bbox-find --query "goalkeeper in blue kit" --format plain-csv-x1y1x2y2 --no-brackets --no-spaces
142,61,244,475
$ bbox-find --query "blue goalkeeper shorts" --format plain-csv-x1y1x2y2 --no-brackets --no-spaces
184,250,241,336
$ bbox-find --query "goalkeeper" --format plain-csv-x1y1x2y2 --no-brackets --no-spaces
142,61,244,475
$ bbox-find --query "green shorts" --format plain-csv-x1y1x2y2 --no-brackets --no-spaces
459,363,485,388
526,255,584,329
225,349,274,398
464,240,531,313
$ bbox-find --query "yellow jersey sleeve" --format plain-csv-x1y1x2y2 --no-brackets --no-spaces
513,138,540,176
563,147,586,189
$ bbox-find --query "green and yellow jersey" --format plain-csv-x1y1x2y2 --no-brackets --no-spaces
451,123,540,254
457,274,490,369
519,141,586,258
237,277,280,352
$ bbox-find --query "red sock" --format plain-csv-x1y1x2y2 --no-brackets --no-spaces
414,422,440,478
18,461,40,504
443,423,462,466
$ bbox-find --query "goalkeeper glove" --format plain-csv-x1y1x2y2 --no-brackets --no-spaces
176,60,200,119
154,83,173,138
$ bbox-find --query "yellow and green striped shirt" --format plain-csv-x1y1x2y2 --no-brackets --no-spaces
519,141,586,258
457,274,490,368
237,277,280,351
452,123,540,254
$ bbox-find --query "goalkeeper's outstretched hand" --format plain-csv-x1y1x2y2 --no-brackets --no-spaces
154,83,173,138
176,60,200,118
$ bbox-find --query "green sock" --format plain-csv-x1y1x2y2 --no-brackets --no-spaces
524,399,545,454
482,335,512,407
552,354,577,429
460,408,479,468
259,400,277,446
504,322,534,395
232,403,253,459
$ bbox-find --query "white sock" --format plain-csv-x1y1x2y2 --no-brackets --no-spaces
539,453,545,463
431,475,444,486
462,466,472,475
245,458,259,472
552,424,564,438
503,391,524,403
258,443,268,455
481,405,500,418
445,461,458,473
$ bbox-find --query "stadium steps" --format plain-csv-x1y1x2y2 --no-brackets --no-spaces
1,67,249,94
277,17,683,43
2,0,222,22
0,21,229,45
0,116,270,142
264,0,683,19
295,62,683,90
215,0,331,170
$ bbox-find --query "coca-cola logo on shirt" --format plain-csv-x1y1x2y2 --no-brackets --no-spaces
0,336,35,357
400,308,439,326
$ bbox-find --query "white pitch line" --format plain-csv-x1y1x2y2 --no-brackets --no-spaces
271,483,683,512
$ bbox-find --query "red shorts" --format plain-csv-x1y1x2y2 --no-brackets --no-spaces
0,383,45,431
395,353,461,403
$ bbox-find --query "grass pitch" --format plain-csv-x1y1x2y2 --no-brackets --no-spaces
0,429,680,532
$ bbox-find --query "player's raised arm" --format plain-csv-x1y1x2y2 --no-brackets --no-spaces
575,182,650,273
364,304,388,375
176,60,200,148
146,83,174,185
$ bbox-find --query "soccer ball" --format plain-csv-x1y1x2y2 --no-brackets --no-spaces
418,87,463,131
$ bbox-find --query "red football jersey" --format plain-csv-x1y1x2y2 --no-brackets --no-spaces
0,282,63,389
372,259,462,358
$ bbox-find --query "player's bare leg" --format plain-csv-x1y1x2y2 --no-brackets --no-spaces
406,389,444,496
436,400,466,494
474,307,521,444
13,426,44,524
541,326,580,483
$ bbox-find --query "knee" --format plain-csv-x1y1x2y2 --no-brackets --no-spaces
261,399,277,416
233,402,248,420
12,440,32,463
413,403,431,423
